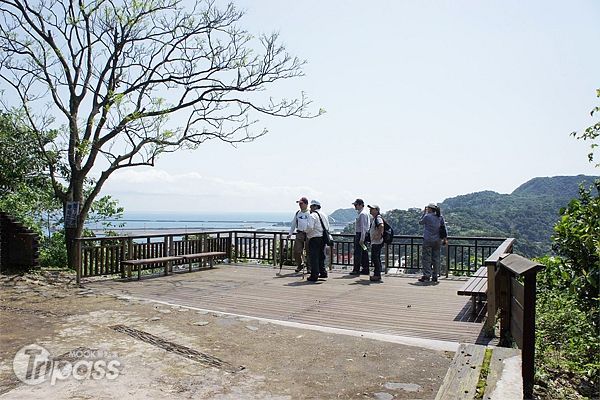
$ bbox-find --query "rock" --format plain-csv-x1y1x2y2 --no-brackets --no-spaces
193,321,209,326
149,317,161,321
374,393,394,400
384,382,422,392
245,325,258,331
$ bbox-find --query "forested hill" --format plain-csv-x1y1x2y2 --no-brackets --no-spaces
383,175,598,258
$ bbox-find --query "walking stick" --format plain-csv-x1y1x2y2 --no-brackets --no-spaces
276,237,286,276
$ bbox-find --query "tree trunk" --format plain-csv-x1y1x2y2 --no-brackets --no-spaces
63,182,85,271
65,225,83,271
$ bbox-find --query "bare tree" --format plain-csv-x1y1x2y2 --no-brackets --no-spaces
0,0,317,268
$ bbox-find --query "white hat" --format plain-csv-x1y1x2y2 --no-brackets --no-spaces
310,200,321,207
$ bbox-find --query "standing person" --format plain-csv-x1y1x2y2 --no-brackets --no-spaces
306,200,330,282
418,203,448,282
350,198,370,275
288,197,311,273
368,205,384,282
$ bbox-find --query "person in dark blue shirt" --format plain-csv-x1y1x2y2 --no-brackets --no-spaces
418,203,447,282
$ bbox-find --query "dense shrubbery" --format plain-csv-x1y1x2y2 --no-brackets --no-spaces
535,257,599,399
534,180,600,399
39,232,68,269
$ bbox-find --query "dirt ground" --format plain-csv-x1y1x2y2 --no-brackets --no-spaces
0,271,453,399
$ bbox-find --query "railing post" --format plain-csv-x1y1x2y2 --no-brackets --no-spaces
474,238,479,269
384,242,389,273
227,231,233,262
522,271,538,399
328,240,333,271
498,267,511,339
272,233,277,266
163,236,170,276
120,238,126,278
484,260,497,334
233,231,238,263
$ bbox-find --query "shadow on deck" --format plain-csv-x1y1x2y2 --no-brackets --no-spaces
85,264,495,349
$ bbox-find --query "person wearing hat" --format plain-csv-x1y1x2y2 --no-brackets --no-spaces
305,200,330,282
288,197,311,273
350,198,370,276
418,203,448,282
367,205,385,282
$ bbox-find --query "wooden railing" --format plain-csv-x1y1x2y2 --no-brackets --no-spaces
75,230,506,282
485,246,544,399
484,238,516,332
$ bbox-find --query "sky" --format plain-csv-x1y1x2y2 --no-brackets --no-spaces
102,0,600,214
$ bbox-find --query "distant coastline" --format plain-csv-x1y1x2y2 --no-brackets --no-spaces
89,211,348,236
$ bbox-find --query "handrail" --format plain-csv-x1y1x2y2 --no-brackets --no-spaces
75,230,505,242
483,237,515,334
498,253,544,276
484,237,515,264
75,230,508,284
495,253,545,399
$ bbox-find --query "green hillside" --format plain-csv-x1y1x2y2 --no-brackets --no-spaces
329,208,356,224
512,175,597,198
334,175,599,258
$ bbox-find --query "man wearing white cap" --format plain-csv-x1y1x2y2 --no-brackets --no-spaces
305,200,330,282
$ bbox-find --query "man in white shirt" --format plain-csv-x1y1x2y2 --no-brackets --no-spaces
350,198,370,275
306,200,330,282
288,197,311,273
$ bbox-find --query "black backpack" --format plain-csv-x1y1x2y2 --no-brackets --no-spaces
439,217,448,239
381,218,394,244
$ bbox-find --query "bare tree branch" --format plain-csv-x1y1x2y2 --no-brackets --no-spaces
0,0,319,266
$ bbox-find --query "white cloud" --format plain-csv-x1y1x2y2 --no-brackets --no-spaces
103,168,320,212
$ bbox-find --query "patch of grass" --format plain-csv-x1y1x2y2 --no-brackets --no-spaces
474,347,493,399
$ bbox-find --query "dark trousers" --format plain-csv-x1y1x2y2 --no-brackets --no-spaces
371,243,383,277
308,236,326,278
353,233,369,272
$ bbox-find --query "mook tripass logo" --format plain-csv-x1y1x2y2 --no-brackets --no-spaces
13,344,121,385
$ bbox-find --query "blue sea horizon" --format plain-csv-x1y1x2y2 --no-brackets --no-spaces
88,211,347,234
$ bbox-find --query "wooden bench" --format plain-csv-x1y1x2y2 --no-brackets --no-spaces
181,251,227,272
457,266,487,315
121,252,227,280
122,256,184,281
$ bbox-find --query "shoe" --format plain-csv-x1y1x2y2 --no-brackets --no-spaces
319,274,328,279
369,276,382,282
432,277,438,282
295,266,303,273
360,270,370,275
349,271,360,276
418,276,430,282
306,276,318,282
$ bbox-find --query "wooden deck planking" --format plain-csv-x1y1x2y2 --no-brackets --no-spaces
87,264,489,344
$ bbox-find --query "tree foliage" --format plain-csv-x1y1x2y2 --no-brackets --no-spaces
551,180,600,312
0,111,59,230
0,110,125,268
0,0,316,267
533,90,600,400
571,89,600,167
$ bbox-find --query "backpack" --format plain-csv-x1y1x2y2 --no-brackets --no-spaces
439,217,448,239
381,217,394,244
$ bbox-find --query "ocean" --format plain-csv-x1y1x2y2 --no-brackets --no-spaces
88,211,348,235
